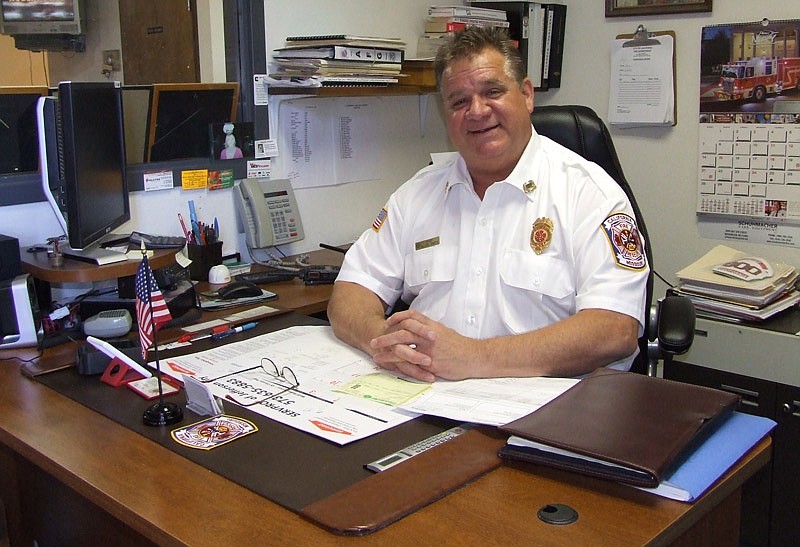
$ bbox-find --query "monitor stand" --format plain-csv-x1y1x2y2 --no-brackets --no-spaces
62,245,128,265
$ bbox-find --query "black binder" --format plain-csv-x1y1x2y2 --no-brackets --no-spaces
542,3,566,89
472,2,567,91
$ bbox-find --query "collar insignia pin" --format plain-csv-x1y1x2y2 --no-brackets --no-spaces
523,180,537,194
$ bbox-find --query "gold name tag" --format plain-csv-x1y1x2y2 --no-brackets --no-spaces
415,236,440,251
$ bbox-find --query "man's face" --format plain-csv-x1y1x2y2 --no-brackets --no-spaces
440,48,534,181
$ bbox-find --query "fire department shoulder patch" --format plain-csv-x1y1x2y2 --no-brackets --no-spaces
601,213,646,270
372,207,388,232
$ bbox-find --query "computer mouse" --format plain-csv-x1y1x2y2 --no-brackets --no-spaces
217,280,262,300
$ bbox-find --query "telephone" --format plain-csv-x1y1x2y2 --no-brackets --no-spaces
234,178,305,248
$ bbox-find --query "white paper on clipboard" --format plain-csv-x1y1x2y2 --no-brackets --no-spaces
609,30,676,127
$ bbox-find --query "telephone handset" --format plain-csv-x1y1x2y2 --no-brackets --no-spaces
234,178,305,248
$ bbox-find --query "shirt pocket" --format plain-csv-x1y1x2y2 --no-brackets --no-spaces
405,244,459,288
499,249,575,333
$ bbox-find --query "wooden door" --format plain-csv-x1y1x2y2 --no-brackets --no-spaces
119,0,199,84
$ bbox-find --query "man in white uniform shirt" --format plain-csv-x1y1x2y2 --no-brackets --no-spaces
327,27,649,382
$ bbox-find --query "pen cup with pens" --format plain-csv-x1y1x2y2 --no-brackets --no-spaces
188,241,223,281
183,201,223,281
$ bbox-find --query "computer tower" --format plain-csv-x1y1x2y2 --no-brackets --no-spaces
0,233,22,282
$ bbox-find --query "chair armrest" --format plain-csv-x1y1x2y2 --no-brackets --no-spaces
654,295,696,355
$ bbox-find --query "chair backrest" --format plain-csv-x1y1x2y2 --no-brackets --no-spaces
531,105,654,374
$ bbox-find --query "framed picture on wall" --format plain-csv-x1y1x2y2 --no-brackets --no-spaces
605,0,712,18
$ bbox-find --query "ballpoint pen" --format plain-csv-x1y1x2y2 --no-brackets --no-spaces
211,322,258,341
178,213,191,240
178,325,231,343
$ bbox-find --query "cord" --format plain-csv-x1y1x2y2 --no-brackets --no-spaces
246,242,310,271
653,269,676,289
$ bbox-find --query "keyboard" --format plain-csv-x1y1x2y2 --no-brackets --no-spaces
129,231,187,249
235,270,299,284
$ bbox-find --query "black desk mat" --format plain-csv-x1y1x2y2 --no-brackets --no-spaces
35,314,462,514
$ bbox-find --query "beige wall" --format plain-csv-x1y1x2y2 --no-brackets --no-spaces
0,34,48,86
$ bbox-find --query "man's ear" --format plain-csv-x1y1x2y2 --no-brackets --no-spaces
522,78,534,113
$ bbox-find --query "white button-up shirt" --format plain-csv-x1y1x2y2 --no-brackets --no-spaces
337,129,650,370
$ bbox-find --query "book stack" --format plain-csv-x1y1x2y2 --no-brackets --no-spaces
417,5,509,59
674,244,800,322
270,35,406,87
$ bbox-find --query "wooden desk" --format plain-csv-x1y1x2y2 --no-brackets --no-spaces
0,340,771,546
21,248,178,284
245,247,345,316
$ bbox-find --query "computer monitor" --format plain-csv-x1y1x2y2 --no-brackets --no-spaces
0,86,47,175
0,0,85,35
145,82,239,162
37,81,131,264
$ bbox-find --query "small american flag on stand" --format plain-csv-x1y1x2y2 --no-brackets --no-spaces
135,255,172,360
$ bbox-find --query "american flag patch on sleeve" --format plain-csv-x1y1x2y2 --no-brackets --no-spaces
372,207,388,232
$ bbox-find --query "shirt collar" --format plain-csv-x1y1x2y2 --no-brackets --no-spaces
442,125,543,199
504,127,543,199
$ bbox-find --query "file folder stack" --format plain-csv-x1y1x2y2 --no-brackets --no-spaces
271,35,406,87
673,244,800,322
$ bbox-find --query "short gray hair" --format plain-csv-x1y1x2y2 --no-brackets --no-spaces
433,26,526,92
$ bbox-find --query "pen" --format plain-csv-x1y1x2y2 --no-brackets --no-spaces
178,325,230,343
178,213,190,240
191,220,202,244
211,322,258,341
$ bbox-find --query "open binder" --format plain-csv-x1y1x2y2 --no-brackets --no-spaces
609,25,677,127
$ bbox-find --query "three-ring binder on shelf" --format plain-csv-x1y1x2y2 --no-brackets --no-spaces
609,24,677,127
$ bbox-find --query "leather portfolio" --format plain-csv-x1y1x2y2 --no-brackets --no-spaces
498,369,740,487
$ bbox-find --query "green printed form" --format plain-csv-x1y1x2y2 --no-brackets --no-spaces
334,373,432,406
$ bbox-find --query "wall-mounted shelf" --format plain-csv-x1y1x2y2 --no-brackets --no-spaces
268,60,437,98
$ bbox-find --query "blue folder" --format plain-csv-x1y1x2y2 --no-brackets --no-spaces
636,411,776,501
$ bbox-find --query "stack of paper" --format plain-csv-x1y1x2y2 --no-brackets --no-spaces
270,35,406,87
674,245,800,321
416,5,508,60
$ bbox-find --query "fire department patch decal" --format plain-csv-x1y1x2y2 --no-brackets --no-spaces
171,415,258,450
602,213,646,270
372,207,388,232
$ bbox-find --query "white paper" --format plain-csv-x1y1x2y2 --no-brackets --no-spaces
157,326,416,445
609,34,675,127
400,376,578,426
143,169,175,191
156,326,581,443
278,97,384,188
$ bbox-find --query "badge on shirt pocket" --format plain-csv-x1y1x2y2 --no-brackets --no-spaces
530,217,554,255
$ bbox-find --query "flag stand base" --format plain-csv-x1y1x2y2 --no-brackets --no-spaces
143,401,183,426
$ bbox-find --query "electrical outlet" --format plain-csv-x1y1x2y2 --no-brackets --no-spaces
102,49,121,72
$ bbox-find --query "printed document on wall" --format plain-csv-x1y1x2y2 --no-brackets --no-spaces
278,97,384,188
608,33,675,127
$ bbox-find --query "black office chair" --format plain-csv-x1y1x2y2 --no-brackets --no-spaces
531,105,695,375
